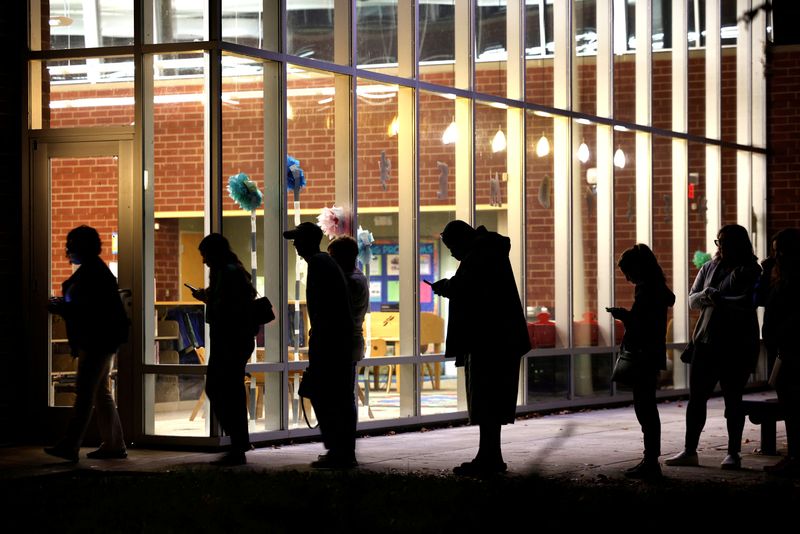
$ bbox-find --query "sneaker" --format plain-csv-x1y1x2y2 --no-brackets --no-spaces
86,448,128,460
720,453,742,470
211,451,247,466
624,458,663,480
452,459,508,477
664,450,699,467
764,456,799,476
44,446,79,463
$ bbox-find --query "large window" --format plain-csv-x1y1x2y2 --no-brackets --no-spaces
28,0,769,444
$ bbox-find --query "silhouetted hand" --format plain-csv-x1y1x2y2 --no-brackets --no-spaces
430,279,448,296
605,306,628,320
47,297,65,315
191,288,208,303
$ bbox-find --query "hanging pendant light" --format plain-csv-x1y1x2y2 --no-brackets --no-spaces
442,118,458,145
387,115,399,137
287,101,294,121
577,140,590,163
536,133,550,157
614,146,627,168
491,125,507,153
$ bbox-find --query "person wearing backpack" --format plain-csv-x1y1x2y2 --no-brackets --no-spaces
44,225,129,462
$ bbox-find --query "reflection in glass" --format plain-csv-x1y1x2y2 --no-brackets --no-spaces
150,0,206,43
527,356,569,403
148,373,208,437
475,2,507,98
357,1,398,69
288,0,335,61
40,0,134,50
573,353,613,398
419,1,456,85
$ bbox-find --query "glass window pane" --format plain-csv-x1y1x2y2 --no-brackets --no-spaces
419,1,455,86
145,373,208,436
37,57,135,130
687,140,707,341
721,146,738,226
37,0,134,50
525,110,557,345
525,1,554,106
287,1,335,62
527,355,569,403
222,0,263,47
151,52,207,372
357,1,398,70
573,0,596,116
475,1,507,98
612,127,636,335
286,66,340,361
613,6,635,124
475,101,508,232
574,352,613,398
420,363,458,416
149,0,206,43
352,362,409,422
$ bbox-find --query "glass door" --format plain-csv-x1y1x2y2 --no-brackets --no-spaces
30,131,136,438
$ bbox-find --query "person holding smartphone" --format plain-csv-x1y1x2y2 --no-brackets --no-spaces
191,233,257,466
607,244,675,479
430,220,530,476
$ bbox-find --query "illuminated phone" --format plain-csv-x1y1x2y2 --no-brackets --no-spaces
184,283,198,292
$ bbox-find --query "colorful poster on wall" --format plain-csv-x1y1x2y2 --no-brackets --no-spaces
369,242,437,312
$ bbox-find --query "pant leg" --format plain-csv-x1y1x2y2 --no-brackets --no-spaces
719,364,750,455
206,347,251,452
92,354,125,451
632,372,661,459
775,359,800,458
684,353,721,452
60,352,114,453
315,361,357,459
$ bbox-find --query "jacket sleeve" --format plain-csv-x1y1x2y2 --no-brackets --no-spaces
688,263,713,310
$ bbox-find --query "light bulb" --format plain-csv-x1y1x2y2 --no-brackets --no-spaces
536,134,550,157
491,126,506,153
387,115,399,137
577,141,590,163
614,146,626,168
442,120,458,145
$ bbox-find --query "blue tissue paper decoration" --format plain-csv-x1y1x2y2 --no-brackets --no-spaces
287,156,306,191
227,172,263,212
356,225,374,269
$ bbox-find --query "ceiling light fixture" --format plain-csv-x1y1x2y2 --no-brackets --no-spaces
536,133,550,157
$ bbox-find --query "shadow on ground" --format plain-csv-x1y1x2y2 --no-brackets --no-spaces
2,466,799,532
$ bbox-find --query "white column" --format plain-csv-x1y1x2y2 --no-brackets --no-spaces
705,0,722,252
737,0,753,232
635,0,652,245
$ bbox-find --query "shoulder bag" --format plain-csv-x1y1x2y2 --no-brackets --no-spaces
251,294,276,326
611,346,639,385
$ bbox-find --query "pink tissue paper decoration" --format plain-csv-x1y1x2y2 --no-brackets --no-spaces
317,205,346,239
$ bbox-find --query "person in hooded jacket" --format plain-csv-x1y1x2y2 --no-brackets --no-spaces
431,220,531,476
607,244,675,479
44,225,129,462
666,224,761,470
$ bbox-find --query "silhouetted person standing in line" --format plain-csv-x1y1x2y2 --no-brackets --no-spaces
757,228,800,476
328,236,369,362
607,244,675,479
284,222,356,468
45,225,129,462
190,233,257,466
431,220,531,476
666,224,761,470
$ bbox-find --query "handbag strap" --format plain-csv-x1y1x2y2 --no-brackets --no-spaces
300,397,318,429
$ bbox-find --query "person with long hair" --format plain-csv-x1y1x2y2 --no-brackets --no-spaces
666,224,761,470
608,244,675,479
757,228,800,475
190,233,257,465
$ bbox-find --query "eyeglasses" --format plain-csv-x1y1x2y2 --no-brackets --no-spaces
714,239,725,247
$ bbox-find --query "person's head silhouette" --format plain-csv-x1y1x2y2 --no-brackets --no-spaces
198,233,238,268
65,225,102,265
283,222,323,260
328,235,358,273
440,220,476,261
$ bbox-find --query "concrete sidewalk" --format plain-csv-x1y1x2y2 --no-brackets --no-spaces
0,391,792,484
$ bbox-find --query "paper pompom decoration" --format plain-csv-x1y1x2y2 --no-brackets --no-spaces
317,205,345,239
227,172,263,212
692,250,712,269
287,156,306,191
356,226,374,268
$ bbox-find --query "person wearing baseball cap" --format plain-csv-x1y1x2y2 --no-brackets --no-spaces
284,222,357,468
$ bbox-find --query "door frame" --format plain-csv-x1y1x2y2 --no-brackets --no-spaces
25,127,138,443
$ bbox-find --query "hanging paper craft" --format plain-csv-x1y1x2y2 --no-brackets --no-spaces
287,155,306,191
379,150,391,191
317,205,346,239
693,250,712,269
227,172,263,211
436,161,449,200
357,225,375,270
